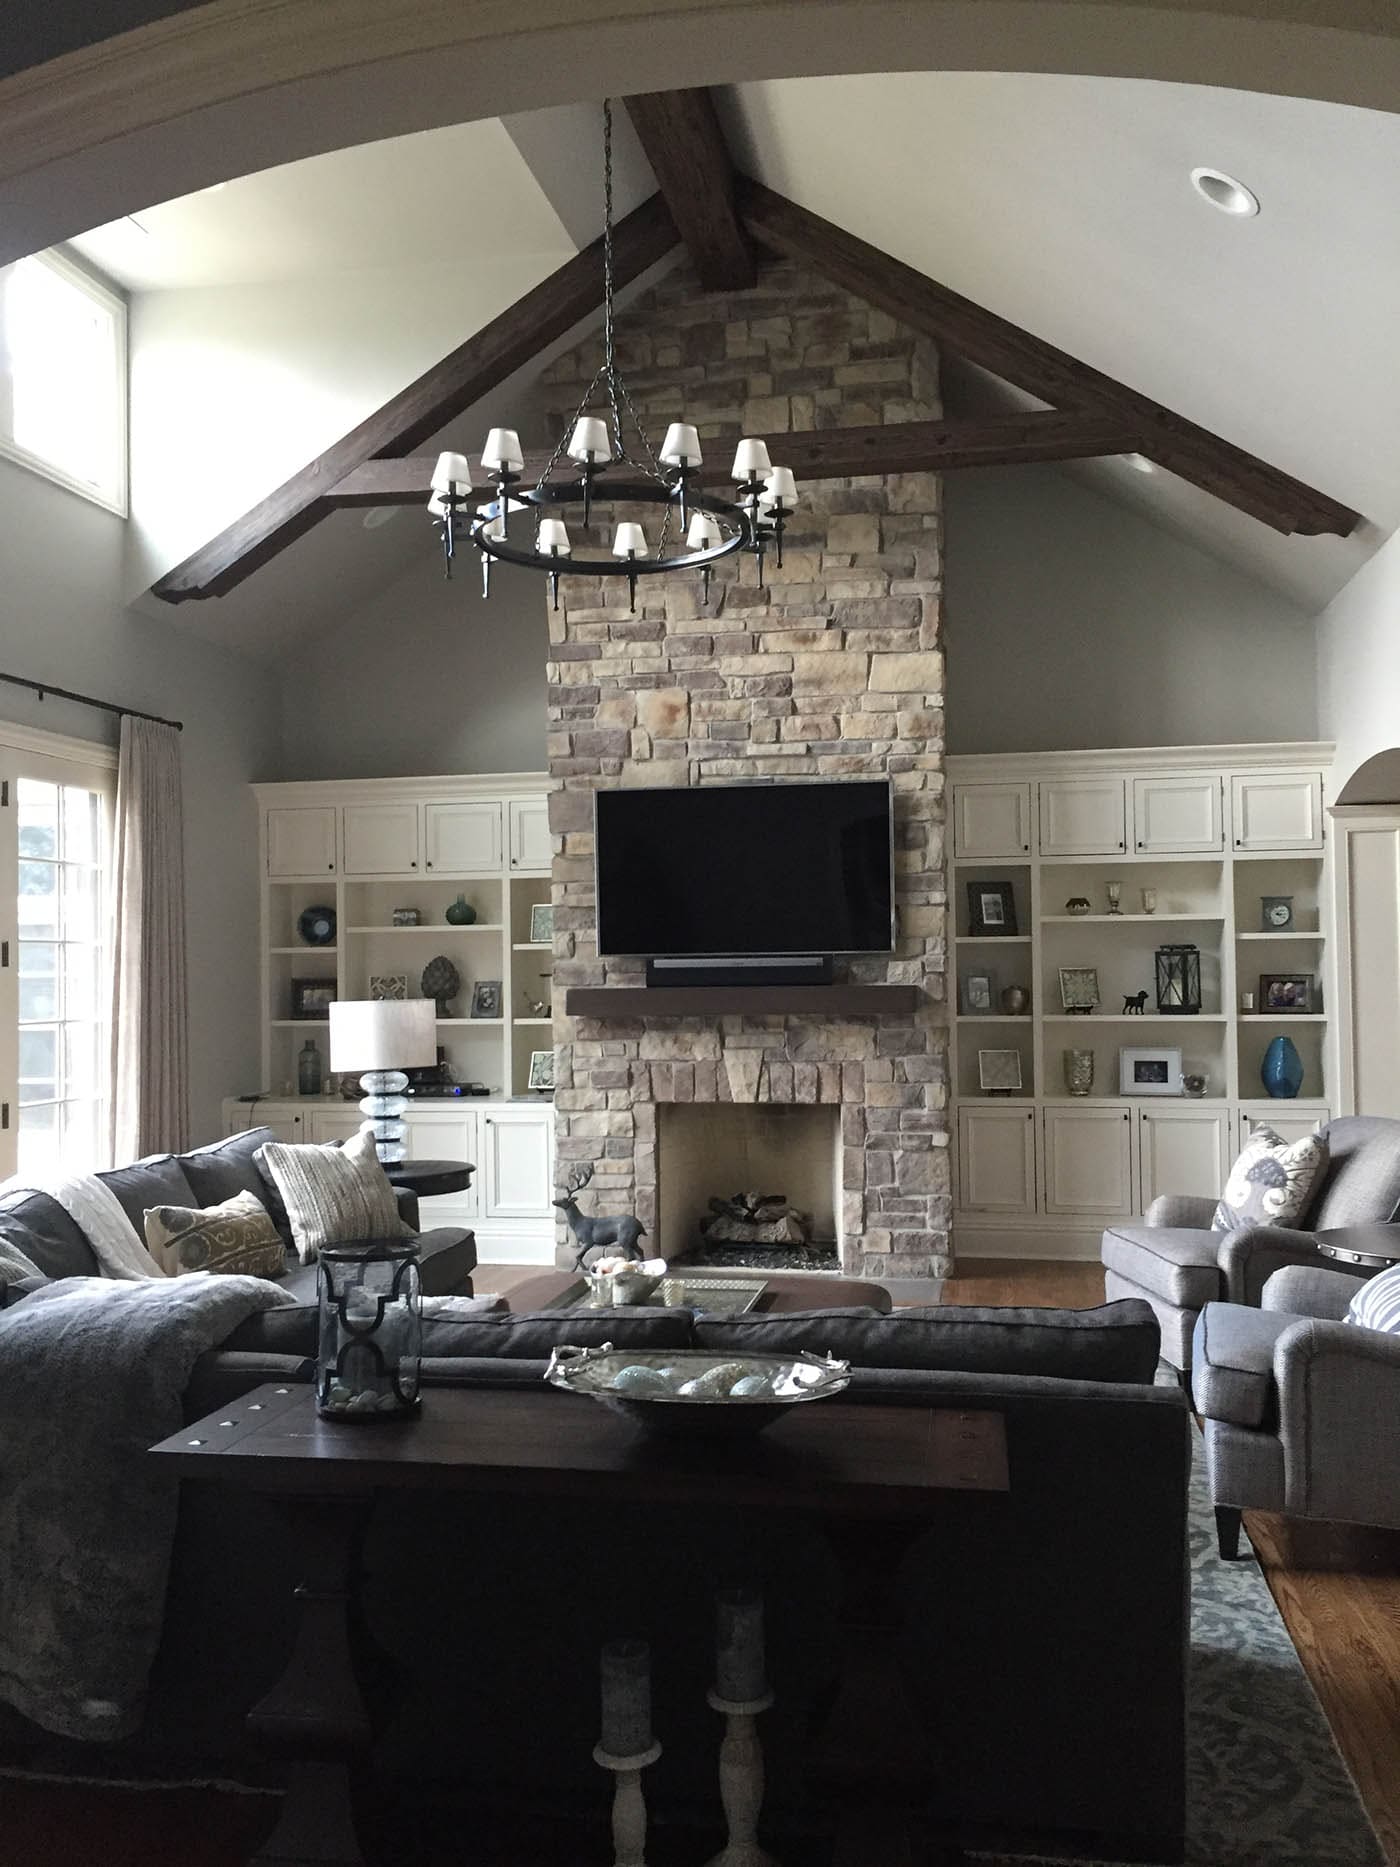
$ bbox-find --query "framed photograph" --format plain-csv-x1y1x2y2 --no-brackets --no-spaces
961,969,996,1015
1260,973,1315,1014
1058,966,1101,1013
1118,1046,1184,1096
369,973,407,1001
529,902,555,944
528,1048,556,1092
966,880,1018,937
977,1048,1023,1093
470,979,503,1019
290,978,336,1020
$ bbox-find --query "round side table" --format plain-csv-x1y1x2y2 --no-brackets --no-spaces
1314,1226,1400,1272
382,1159,474,1199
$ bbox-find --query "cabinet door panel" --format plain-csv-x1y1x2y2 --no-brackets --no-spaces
1043,1106,1135,1216
953,784,1032,860
1038,779,1127,857
226,1105,303,1142
1236,1106,1328,1148
1138,1107,1229,1209
267,807,337,877
1230,773,1323,851
407,1108,481,1223
308,1108,365,1145
508,797,552,871
1132,776,1223,854
957,1106,1037,1212
425,802,504,874
482,1108,554,1219
342,804,421,876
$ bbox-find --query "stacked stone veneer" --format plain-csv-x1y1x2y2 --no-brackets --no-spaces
542,259,950,1282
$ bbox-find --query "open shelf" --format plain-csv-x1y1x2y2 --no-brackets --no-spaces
269,945,338,955
1041,913,1223,924
955,1014,1032,1024
1043,1013,1230,1024
1239,1013,1326,1023
513,941,552,952
346,923,504,934
954,934,1031,945
1236,931,1325,942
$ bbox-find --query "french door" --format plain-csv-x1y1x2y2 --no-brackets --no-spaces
0,728,116,1182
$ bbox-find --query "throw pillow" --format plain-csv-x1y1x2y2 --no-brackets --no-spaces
1212,1124,1329,1233
144,1190,287,1279
1345,1262,1400,1334
255,1124,407,1264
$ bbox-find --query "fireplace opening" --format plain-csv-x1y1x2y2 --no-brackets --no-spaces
657,1103,841,1272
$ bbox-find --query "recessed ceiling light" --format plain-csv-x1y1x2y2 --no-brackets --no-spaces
1190,167,1260,218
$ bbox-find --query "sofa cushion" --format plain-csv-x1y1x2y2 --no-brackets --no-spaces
1101,1225,1222,1312
1309,1116,1400,1230
419,1308,695,1359
695,1300,1161,1384
144,1191,288,1279
1212,1125,1328,1233
0,1190,99,1280
1191,1303,1298,1428
178,1127,293,1246
97,1155,199,1233
256,1126,406,1263
413,1226,478,1295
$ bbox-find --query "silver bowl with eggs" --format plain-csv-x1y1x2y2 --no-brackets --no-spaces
544,1342,851,1436
583,1256,668,1306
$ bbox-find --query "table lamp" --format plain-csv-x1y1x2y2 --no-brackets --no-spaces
329,999,437,1164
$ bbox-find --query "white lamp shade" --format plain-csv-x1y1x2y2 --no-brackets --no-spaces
659,422,702,467
480,513,507,542
430,451,472,493
612,521,649,558
764,466,798,504
538,518,572,555
568,416,612,464
481,427,524,473
686,513,722,549
427,490,449,517
731,438,772,480
329,999,437,1073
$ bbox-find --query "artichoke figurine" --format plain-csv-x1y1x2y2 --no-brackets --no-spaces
420,955,461,1017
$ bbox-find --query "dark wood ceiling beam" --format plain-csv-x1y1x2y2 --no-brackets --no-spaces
151,192,680,602
329,412,1147,507
623,88,754,292
736,176,1360,539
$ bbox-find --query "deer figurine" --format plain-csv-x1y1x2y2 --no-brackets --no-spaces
553,1163,648,1270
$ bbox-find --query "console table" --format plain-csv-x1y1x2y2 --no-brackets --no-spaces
154,1384,1008,1866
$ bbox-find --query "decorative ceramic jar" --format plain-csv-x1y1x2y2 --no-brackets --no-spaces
1262,1034,1304,1099
1000,985,1029,1015
445,894,477,926
1063,1048,1095,1097
1065,897,1092,917
297,904,336,947
316,1243,423,1420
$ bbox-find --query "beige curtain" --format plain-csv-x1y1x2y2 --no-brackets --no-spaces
110,717,189,1160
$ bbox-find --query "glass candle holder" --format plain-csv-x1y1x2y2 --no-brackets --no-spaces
316,1243,422,1421
1063,1048,1095,1097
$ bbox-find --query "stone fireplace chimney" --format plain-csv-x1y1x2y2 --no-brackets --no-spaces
542,259,949,1287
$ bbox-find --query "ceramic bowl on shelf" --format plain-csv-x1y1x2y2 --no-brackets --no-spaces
544,1344,851,1436
1065,897,1092,917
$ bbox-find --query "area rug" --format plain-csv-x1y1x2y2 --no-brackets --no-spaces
972,1423,1384,1867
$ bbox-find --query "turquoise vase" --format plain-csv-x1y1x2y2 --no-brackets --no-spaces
445,894,477,926
1261,1034,1304,1099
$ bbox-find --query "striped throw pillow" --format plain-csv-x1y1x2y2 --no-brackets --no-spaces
144,1190,287,1279
1345,1262,1400,1334
255,1124,407,1264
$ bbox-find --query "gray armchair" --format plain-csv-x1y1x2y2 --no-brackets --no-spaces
1101,1115,1400,1372
1192,1263,1400,1556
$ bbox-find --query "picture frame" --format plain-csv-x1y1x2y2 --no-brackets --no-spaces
529,902,555,944
961,969,996,1015
470,979,503,1019
977,1048,1023,1093
1260,973,1315,1014
528,1048,556,1092
1058,966,1101,1013
966,880,1018,937
1118,1046,1184,1096
369,974,408,1001
290,978,336,1020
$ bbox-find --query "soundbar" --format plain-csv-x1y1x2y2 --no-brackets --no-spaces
644,954,834,989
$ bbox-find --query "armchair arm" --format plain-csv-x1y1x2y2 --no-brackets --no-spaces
1263,1264,1368,1320
1275,1318,1400,1530
393,1184,421,1232
1218,1224,1326,1306
1146,1193,1217,1229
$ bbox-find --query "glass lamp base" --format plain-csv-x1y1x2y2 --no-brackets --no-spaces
359,1071,409,1163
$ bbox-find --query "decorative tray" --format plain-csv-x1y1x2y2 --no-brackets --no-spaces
545,1275,767,1317
544,1344,850,1437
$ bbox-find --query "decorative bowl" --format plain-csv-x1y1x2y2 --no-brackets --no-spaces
584,1257,667,1306
544,1343,851,1437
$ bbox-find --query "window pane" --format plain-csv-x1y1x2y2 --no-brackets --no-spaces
63,941,97,1023
18,941,57,1022
19,1027,56,1103
17,779,57,858
17,1102,59,1183
64,1021,99,1100
62,785,100,864
60,1099,99,1174
62,864,98,944
7,257,120,496
18,860,57,938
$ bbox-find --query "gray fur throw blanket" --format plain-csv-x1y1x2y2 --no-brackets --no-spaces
0,1273,293,1740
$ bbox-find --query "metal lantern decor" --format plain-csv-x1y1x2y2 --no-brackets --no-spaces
316,1243,423,1420
1155,944,1202,1015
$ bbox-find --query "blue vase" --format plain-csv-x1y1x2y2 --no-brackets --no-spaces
1261,1034,1304,1099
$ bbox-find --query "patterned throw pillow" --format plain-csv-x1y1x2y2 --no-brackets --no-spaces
1346,1262,1400,1334
144,1190,287,1278
1212,1124,1329,1233
255,1124,407,1265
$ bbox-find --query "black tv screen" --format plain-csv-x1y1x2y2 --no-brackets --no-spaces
594,780,894,957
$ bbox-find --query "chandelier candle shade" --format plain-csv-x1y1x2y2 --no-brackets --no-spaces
329,998,437,1164
427,99,796,612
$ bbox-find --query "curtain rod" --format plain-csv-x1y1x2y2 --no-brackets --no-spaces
0,671,183,733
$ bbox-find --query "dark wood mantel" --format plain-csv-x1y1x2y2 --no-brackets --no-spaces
564,984,920,1018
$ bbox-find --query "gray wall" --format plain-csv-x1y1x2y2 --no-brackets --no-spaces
0,456,281,1140
276,550,548,780
944,467,1318,754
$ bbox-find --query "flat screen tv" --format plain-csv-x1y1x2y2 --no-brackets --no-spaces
594,779,894,958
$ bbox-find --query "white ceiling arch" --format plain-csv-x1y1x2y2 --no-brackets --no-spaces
4,0,1400,269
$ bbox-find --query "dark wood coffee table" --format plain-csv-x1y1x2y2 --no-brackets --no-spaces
154,1383,1006,1866
1314,1225,1400,1271
501,1267,895,1314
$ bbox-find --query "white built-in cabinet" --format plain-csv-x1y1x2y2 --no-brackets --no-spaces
509,797,552,871
266,806,338,877
949,743,1336,1256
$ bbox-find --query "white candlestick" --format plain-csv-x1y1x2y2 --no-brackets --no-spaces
705,1688,778,1867
595,1741,662,1867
